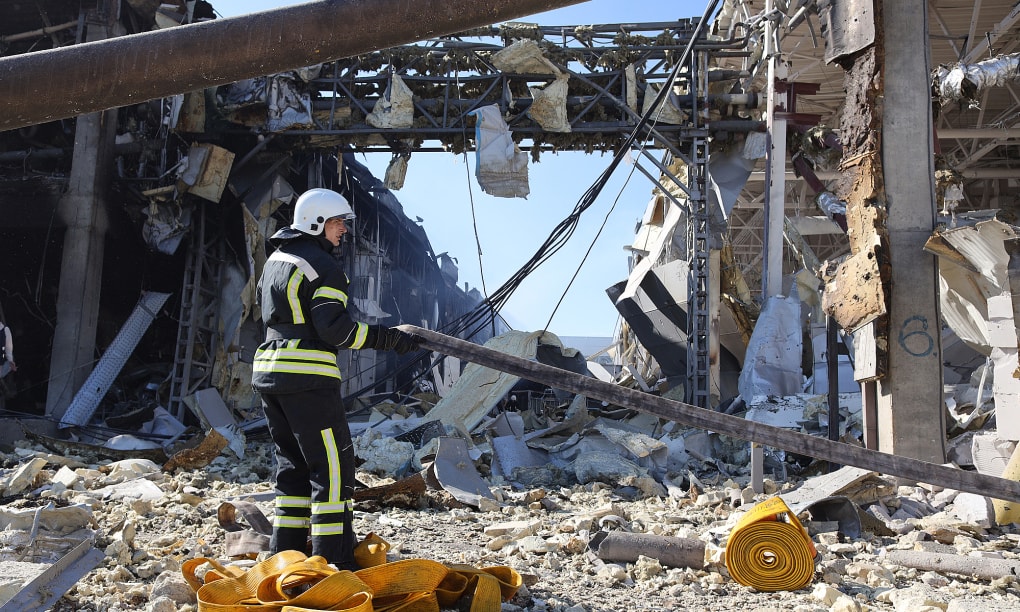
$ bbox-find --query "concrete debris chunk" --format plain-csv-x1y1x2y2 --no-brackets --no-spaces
0,503,94,535
950,492,995,527
90,478,166,502
483,519,543,538
1,457,47,496
353,430,415,478
106,458,162,482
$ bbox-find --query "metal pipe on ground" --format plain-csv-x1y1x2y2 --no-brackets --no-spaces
0,0,585,131
590,531,706,569
885,550,1020,580
401,325,1020,504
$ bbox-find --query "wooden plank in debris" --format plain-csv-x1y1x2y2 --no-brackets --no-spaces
401,325,1020,503
0,538,104,612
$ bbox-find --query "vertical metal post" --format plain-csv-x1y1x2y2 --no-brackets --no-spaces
685,40,711,410
826,314,840,472
826,315,840,442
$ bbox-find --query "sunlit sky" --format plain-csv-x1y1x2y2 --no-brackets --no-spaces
211,1,708,337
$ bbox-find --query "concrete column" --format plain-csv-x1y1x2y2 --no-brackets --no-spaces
751,0,789,493
876,0,945,462
763,0,787,299
44,19,117,422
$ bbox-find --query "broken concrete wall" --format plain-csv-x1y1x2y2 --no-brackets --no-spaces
822,44,890,382
924,218,1020,440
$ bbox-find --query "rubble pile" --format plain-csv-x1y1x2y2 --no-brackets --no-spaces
1,410,1018,612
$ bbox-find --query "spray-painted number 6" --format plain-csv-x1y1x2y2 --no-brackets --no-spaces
898,315,934,357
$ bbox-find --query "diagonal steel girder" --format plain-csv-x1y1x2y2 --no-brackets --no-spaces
0,0,585,131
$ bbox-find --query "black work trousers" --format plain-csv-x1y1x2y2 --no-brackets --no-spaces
261,383,357,568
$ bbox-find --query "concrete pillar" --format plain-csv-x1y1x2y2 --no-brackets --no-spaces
876,0,945,462
44,18,118,423
763,0,787,299
751,0,789,493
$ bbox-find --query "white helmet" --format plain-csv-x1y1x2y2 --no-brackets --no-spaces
292,188,355,236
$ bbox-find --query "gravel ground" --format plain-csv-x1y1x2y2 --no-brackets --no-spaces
3,436,1014,612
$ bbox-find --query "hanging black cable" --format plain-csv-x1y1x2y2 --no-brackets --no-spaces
440,0,721,343
344,0,722,404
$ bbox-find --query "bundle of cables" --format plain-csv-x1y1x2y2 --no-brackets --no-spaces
348,0,723,403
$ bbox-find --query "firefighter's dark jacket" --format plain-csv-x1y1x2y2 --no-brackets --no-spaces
252,226,384,394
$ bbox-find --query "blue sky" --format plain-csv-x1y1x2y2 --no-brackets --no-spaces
212,1,707,337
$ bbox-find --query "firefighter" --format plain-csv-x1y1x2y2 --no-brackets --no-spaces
253,187,418,569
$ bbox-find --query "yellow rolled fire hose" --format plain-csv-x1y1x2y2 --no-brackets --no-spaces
725,496,817,591
182,535,522,612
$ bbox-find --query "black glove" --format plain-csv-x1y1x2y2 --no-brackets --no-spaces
375,327,420,355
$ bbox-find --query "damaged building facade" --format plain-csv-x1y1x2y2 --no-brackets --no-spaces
4,0,1020,608
0,1,504,438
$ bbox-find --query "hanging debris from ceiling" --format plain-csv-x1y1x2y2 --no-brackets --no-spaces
934,53,1020,107
468,105,530,198
367,74,415,130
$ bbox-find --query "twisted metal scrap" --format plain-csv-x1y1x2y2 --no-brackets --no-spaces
934,53,1020,105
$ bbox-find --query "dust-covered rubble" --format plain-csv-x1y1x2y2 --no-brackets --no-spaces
0,435,1018,612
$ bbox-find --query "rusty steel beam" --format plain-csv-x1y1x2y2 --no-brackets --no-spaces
0,0,586,131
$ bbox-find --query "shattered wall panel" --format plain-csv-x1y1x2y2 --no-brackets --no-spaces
819,0,877,64
923,218,1020,440
425,331,581,433
737,294,804,403
824,43,890,380
607,260,689,379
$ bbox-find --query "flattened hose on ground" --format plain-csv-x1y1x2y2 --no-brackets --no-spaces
724,497,817,592
182,547,522,612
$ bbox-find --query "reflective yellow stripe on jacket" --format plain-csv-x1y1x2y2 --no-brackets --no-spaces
286,268,307,324
253,342,341,379
350,322,369,349
313,286,349,306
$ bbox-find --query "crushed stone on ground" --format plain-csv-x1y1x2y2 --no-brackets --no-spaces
0,437,1017,612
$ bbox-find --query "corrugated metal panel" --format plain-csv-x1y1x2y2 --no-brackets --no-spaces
59,291,172,428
